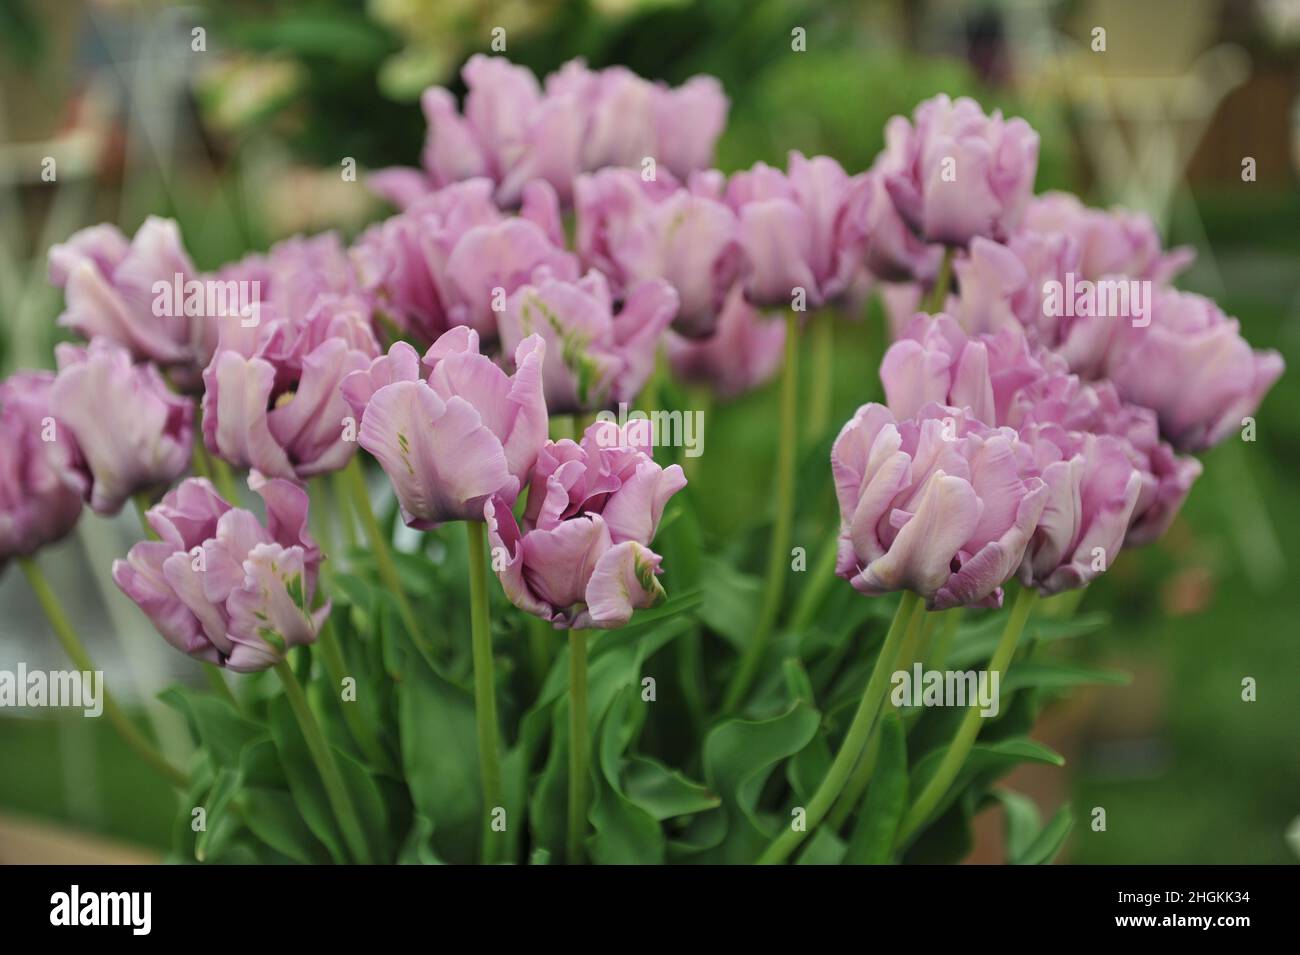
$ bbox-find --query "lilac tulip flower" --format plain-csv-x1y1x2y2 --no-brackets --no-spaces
1106,289,1285,451
113,476,328,672
51,340,194,515
484,419,686,628
879,94,1039,246
498,270,679,414
0,372,85,565
203,293,380,481
370,56,727,208
341,327,549,527
666,286,787,399
725,152,864,308
831,402,1047,610
575,168,741,338
49,217,198,368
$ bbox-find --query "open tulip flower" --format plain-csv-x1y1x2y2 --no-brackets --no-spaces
832,402,1047,609
113,476,328,672
879,94,1040,246
498,269,679,413
485,419,686,628
725,151,864,308
17,62,1289,874
49,217,200,370
342,327,549,526
51,340,194,515
575,167,741,338
356,178,576,342
203,293,380,481
371,55,727,208
0,371,86,566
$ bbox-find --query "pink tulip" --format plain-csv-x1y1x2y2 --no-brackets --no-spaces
51,340,194,515
341,327,549,527
113,476,328,672
0,372,85,564
485,419,686,628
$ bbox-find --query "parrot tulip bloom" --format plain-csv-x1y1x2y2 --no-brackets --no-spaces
574,168,740,338
725,152,863,308
341,327,549,527
354,179,575,342
1105,289,1285,451
49,217,198,368
879,94,1039,246
51,340,194,515
0,372,86,565
113,476,328,672
831,403,1047,610
370,55,727,208
666,287,787,399
498,270,679,414
485,419,686,628
1022,191,1194,284
1016,426,1142,594
843,170,944,283
202,294,380,481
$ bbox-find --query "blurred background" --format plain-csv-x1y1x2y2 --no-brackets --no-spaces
0,0,1296,863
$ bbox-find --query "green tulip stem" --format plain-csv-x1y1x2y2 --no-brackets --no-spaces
567,627,590,864
18,557,190,791
722,310,801,713
808,308,834,445
273,658,372,864
824,598,927,831
896,586,1038,847
757,590,921,864
922,246,955,314
340,457,425,655
466,520,504,864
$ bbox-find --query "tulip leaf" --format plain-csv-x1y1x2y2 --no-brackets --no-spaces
397,652,481,864
238,786,333,864
267,696,347,864
159,685,266,770
590,686,665,864
194,767,242,863
1001,661,1131,694
796,827,846,864
994,788,1042,863
701,699,821,863
699,556,762,651
844,711,908,864
623,756,720,821
1012,803,1074,865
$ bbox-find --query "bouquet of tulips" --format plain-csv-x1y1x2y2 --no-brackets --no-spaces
2,56,1282,865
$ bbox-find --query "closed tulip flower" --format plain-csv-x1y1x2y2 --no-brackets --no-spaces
51,340,194,515
498,270,678,414
831,403,1047,609
485,419,686,628
341,327,549,527
0,372,86,565
113,476,328,672
880,94,1039,246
